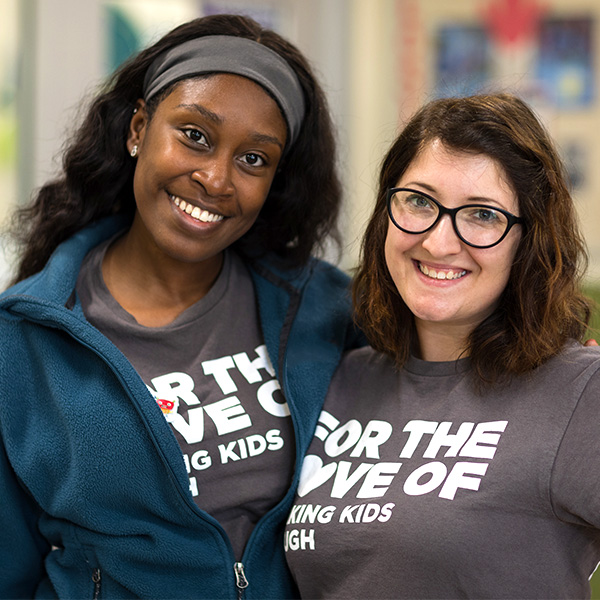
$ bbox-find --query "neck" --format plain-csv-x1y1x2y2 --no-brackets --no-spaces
101,230,223,327
414,320,472,362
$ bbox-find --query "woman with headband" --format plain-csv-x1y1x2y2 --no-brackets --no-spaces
0,14,359,599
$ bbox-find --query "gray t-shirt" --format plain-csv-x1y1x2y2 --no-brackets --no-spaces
77,238,294,560
285,343,600,599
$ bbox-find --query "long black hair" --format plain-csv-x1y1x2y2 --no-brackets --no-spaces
10,14,341,283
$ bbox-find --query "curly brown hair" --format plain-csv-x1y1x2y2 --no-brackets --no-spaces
9,14,341,284
353,93,591,385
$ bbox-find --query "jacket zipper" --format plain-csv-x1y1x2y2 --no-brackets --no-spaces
92,568,101,599
234,562,248,599
34,319,243,590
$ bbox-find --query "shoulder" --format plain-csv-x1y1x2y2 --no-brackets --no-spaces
307,256,352,285
248,254,353,319
561,339,600,362
548,343,600,525
303,258,352,308
332,346,395,389
513,341,600,423
1,216,128,307
539,341,600,385
248,253,350,289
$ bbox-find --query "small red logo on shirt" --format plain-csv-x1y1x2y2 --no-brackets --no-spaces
156,398,175,414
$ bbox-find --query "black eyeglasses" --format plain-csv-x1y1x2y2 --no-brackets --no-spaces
386,187,524,249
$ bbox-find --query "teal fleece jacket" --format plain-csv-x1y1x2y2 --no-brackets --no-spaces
0,217,358,599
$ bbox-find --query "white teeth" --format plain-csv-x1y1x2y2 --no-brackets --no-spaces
169,194,224,223
419,263,466,281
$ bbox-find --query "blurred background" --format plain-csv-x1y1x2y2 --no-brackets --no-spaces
0,0,599,591
1,0,600,330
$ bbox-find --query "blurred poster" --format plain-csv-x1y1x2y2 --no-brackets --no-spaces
433,1,594,109
536,18,594,108
202,1,284,31
435,25,491,97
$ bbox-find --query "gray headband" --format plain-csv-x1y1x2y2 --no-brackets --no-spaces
143,35,305,148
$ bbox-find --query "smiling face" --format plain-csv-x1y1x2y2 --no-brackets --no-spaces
126,73,287,270
384,139,522,358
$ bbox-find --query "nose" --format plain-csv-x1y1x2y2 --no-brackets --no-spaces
190,153,234,197
420,214,462,257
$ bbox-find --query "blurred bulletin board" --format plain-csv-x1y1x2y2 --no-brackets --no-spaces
395,0,600,284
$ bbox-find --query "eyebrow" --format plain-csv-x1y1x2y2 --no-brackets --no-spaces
250,132,284,150
175,102,284,150
176,102,223,124
404,181,507,208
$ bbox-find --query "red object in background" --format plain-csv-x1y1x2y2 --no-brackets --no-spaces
482,0,547,47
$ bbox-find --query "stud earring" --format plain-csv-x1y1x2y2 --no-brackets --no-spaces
130,145,138,157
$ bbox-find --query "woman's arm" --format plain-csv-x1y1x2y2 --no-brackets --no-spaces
0,435,48,599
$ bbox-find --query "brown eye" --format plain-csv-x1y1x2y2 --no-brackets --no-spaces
241,153,265,167
183,128,208,145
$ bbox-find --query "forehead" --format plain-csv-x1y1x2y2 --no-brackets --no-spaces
400,140,518,210
154,74,287,138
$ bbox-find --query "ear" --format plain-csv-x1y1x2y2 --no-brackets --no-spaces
126,99,148,155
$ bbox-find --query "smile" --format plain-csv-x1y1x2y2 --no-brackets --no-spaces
169,194,224,223
418,262,467,281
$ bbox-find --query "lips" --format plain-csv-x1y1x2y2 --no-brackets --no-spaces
169,193,224,223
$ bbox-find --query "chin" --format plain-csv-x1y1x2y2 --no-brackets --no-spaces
408,301,459,322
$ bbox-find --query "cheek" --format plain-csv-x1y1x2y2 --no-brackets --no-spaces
243,179,275,217
475,237,520,302
492,232,521,281
253,188,270,213
242,195,267,224
384,223,414,277
132,165,149,205
384,227,397,279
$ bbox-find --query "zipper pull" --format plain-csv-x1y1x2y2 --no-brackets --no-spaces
92,568,101,600
234,562,249,599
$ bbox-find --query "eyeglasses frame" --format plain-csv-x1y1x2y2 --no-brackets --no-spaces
386,187,525,249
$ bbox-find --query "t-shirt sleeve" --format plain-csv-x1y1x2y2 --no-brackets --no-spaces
551,366,600,529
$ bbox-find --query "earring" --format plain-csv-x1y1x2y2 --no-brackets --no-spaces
130,145,138,157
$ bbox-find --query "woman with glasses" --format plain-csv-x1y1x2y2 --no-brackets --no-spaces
284,93,600,598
